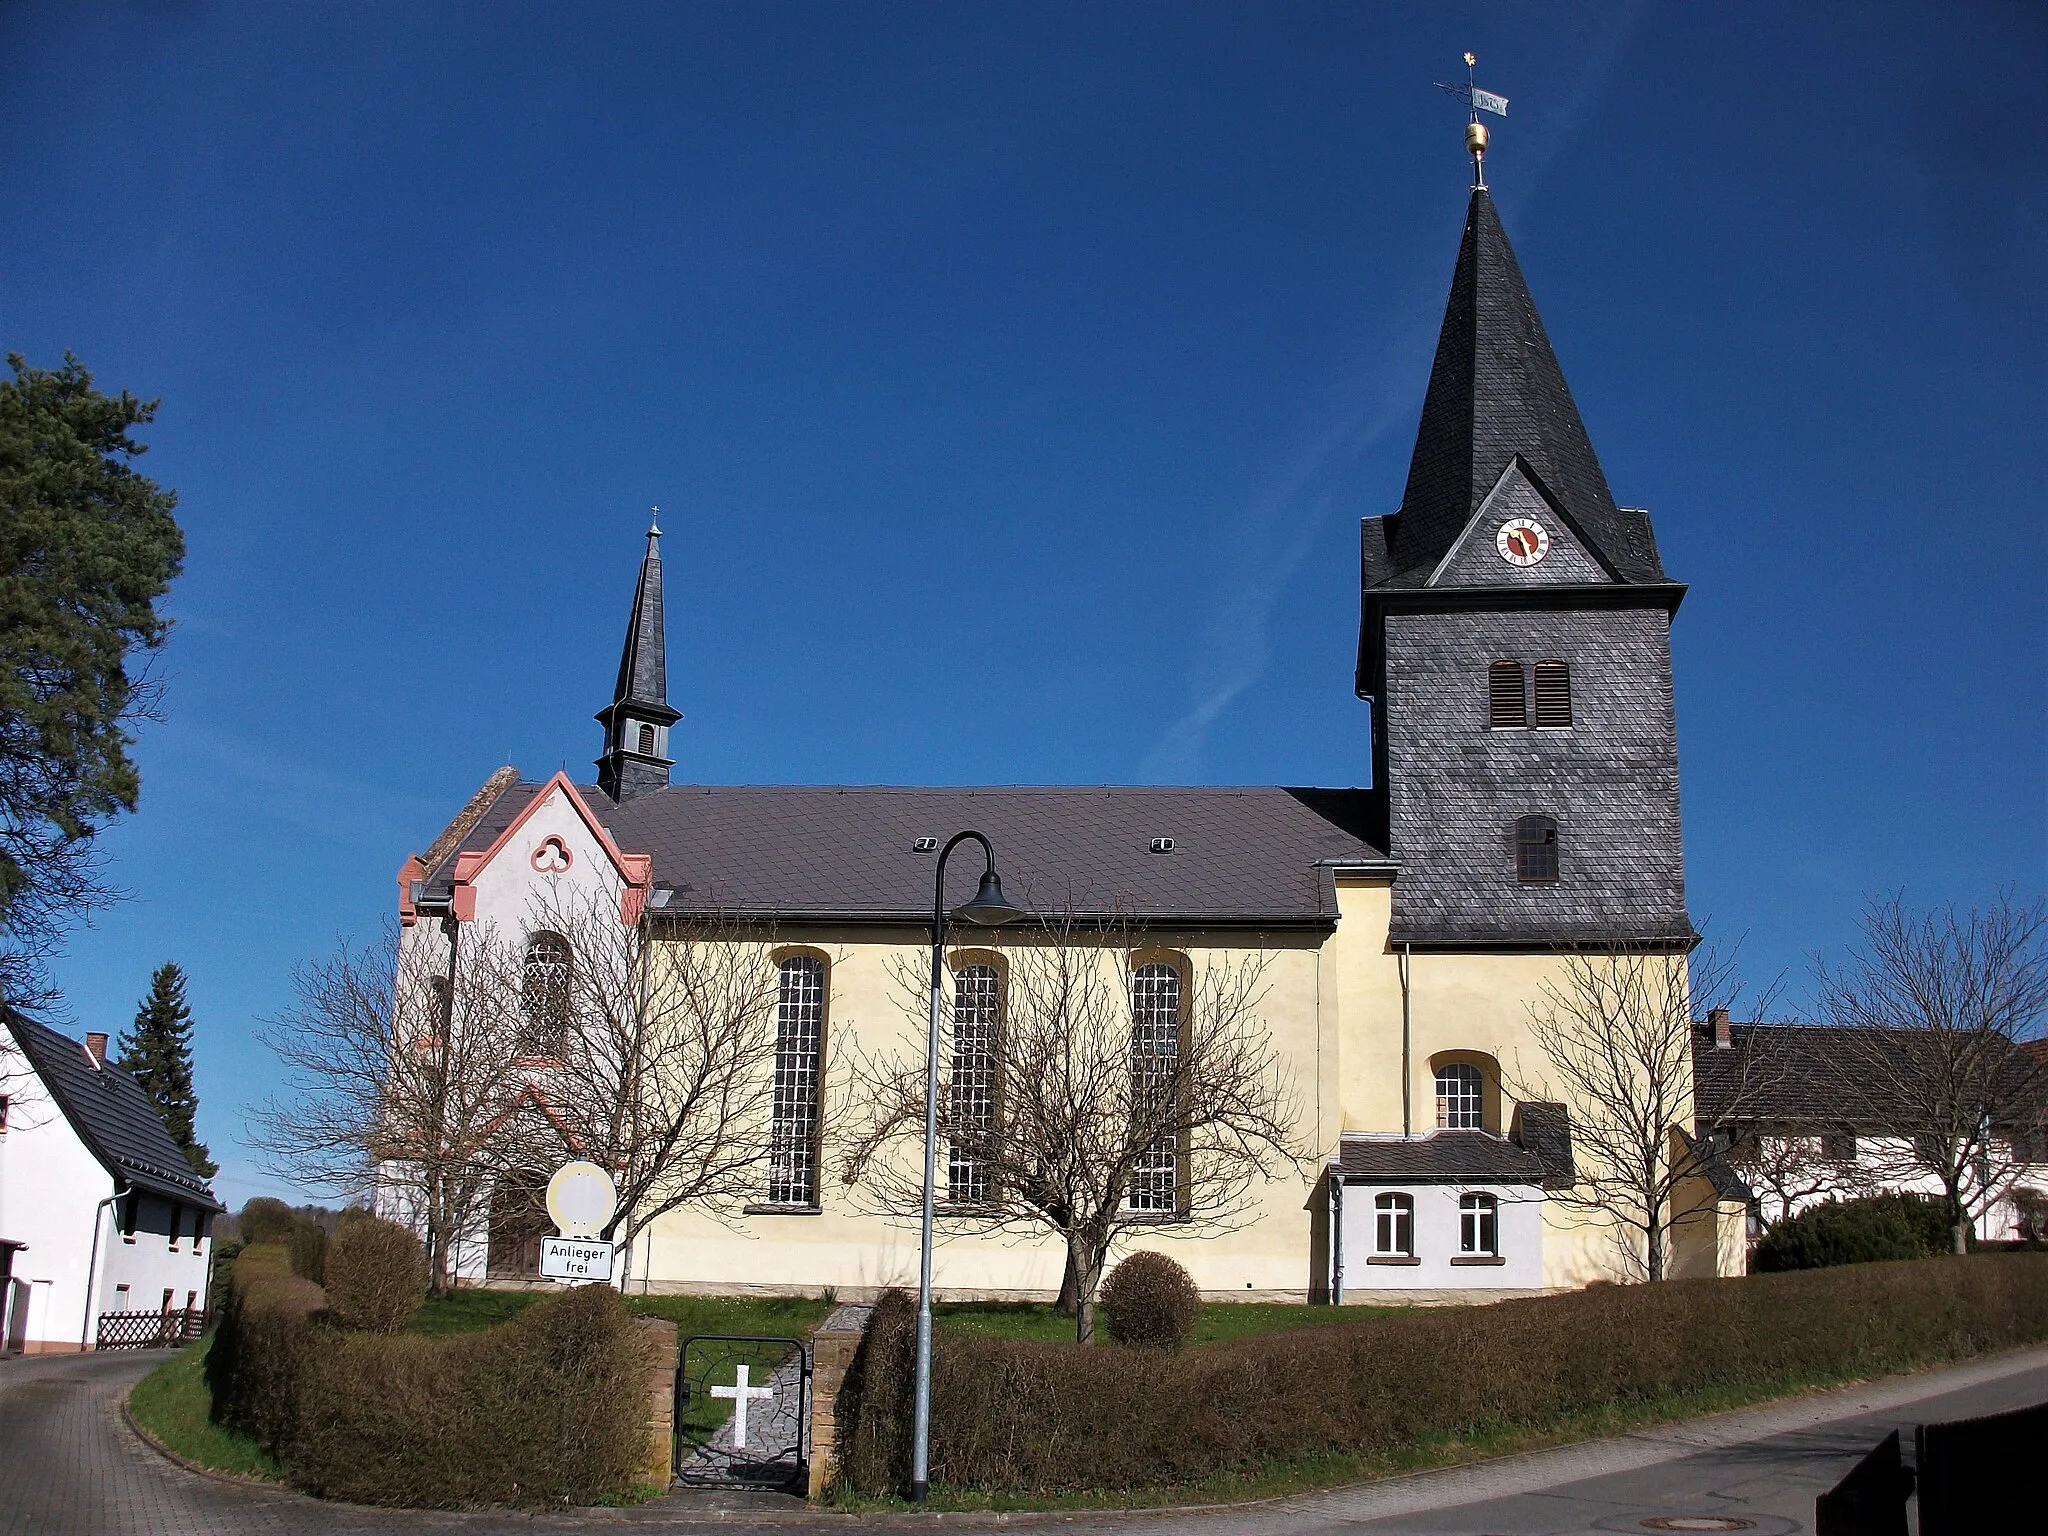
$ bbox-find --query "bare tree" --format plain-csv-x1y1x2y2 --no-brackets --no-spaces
1508,943,1776,1281
1816,892,2048,1254
510,888,785,1274
838,914,1305,1343
249,920,532,1292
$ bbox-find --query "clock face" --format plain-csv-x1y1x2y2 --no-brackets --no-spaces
1496,518,1550,566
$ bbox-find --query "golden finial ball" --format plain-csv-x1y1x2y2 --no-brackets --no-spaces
1466,121,1489,154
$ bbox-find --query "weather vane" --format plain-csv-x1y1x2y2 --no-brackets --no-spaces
1435,52,1508,189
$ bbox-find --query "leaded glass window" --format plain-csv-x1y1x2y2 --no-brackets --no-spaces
948,963,1001,1205
1129,961,1183,1213
520,932,571,1056
1436,1063,1484,1130
767,955,825,1206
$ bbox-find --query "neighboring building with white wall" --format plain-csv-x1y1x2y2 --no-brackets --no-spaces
0,1011,223,1353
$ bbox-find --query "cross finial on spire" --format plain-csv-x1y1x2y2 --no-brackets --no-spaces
649,505,661,536
1435,53,1509,190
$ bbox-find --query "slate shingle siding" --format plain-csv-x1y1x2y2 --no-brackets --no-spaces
1382,603,1690,944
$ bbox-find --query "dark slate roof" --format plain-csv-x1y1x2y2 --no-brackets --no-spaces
1373,188,1665,591
609,527,670,715
1331,1128,1552,1185
1680,1128,1755,1203
419,781,1390,928
1509,1101,1577,1189
1693,1022,2048,1130
3,1011,223,1210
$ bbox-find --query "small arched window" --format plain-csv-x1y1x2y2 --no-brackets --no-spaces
1488,660,1527,728
767,955,826,1206
1129,961,1184,1214
1373,1192,1414,1256
1515,815,1559,885
948,962,1002,1205
1533,660,1572,728
520,932,571,1055
636,723,656,755
1459,1193,1498,1256
1436,1063,1484,1130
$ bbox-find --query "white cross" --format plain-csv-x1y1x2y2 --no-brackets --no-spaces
709,1363,775,1448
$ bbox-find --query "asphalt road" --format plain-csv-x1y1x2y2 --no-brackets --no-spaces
2,1343,2042,1534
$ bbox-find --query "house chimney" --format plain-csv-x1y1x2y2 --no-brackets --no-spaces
84,1032,109,1067
1709,1009,1732,1050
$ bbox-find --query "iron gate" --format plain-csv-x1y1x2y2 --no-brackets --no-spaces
673,1334,811,1490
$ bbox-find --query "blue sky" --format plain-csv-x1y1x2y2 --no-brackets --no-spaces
4,3,2042,1209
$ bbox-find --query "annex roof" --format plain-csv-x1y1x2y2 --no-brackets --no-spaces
3,1011,223,1211
1331,1127,1553,1186
416,780,1391,929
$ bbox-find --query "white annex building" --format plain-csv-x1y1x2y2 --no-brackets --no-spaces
0,1013,223,1353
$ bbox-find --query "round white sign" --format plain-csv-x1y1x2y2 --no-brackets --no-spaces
545,1160,618,1238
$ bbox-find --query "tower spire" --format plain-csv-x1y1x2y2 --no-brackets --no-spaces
594,515,680,801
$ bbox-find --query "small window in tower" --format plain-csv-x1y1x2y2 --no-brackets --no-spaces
1488,661,1527,728
1515,815,1559,884
637,724,656,756
1534,661,1572,728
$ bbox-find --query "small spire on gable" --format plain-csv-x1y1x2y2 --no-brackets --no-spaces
595,516,680,802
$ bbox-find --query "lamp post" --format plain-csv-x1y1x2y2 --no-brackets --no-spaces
912,830,1027,1504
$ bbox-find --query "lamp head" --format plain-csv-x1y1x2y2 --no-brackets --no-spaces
953,867,1027,926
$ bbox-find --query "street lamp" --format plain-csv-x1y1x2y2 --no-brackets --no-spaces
912,830,1027,1504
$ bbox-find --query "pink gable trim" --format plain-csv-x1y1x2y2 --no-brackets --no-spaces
447,772,652,924
396,856,426,926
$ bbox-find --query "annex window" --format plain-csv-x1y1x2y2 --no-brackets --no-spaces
1821,1132,1858,1164
1128,961,1184,1214
1515,815,1559,885
766,955,826,1206
520,932,572,1056
0,1094,8,1131
1374,1193,1414,1256
948,963,1002,1205
168,1204,182,1251
1459,1193,1499,1256
1436,1064,1485,1130
1488,660,1527,728
637,723,656,755
1533,661,1572,728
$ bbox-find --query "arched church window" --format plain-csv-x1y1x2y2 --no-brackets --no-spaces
1128,960,1183,1214
1515,815,1559,885
637,723,656,755
1533,660,1572,728
1436,1063,1484,1129
520,932,571,1056
1488,660,1527,728
766,955,826,1206
948,962,1002,1205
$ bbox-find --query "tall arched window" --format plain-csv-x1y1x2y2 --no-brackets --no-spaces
1515,815,1559,884
1489,660,1527,728
636,723,656,755
1533,660,1572,728
948,962,1001,1205
1129,961,1183,1214
520,932,571,1055
767,955,826,1206
1436,1063,1484,1129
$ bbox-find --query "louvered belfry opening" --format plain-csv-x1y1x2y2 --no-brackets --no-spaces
1533,660,1572,728
1488,660,1527,728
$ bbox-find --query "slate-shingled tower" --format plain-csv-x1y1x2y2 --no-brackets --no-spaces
595,517,679,801
1356,186,1693,948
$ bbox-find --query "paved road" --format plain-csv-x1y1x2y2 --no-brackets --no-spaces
2,1344,2043,1534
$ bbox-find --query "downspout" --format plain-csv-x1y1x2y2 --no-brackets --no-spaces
80,1183,131,1352
1329,1174,1344,1305
1399,944,1413,1138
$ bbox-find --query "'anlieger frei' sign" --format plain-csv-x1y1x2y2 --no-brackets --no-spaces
539,1160,618,1283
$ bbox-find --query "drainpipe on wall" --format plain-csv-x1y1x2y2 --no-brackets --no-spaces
1329,1175,1344,1305
1399,944,1413,1138
79,1183,131,1352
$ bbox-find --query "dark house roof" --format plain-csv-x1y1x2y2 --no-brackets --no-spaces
3,1011,223,1210
420,780,1392,929
1693,1022,2048,1132
1678,1128,1755,1203
1331,1108,1572,1187
1370,188,1665,592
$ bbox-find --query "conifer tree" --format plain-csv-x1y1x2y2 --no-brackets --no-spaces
117,961,215,1177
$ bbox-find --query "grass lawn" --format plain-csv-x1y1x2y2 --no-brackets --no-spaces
127,1335,277,1481
932,1298,1410,1346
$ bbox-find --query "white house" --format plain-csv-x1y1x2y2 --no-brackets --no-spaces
0,1011,224,1354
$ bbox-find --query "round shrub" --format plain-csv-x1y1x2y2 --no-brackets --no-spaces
325,1215,427,1333
1752,1194,1951,1272
238,1196,297,1244
288,1222,328,1285
1099,1250,1199,1349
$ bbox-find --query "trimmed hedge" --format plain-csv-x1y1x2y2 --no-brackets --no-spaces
838,1254,2048,1495
208,1281,653,1507
1752,1194,1952,1271
322,1217,425,1333
1100,1252,1200,1349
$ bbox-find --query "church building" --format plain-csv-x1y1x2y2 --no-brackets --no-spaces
389,164,1746,1301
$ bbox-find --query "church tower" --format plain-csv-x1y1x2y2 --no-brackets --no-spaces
1356,181,1693,948
595,517,679,802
